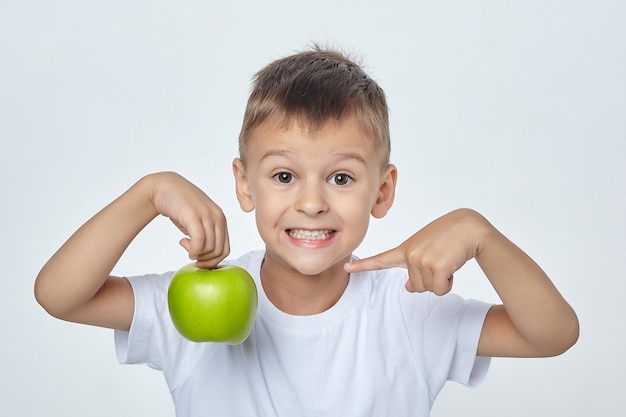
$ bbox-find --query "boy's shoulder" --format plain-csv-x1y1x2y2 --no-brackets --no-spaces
224,250,266,272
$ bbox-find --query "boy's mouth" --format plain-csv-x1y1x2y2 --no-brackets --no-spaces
287,229,335,240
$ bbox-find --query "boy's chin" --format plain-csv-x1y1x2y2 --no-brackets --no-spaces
288,258,346,277
266,251,351,277
295,264,343,277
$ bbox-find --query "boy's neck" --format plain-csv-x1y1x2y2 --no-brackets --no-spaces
260,253,350,316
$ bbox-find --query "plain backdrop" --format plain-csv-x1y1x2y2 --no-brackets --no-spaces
1,1,624,416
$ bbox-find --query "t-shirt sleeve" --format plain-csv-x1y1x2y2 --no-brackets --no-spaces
114,271,204,390
399,288,492,395
113,252,263,390
114,272,173,369
447,298,492,386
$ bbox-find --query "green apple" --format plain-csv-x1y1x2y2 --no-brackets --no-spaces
167,263,258,344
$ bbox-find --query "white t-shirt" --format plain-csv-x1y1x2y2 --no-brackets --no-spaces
115,250,492,417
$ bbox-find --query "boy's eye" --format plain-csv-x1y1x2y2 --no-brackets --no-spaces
329,173,353,186
273,172,295,184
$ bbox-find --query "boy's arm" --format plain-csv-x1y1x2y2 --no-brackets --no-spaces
472,223,578,357
35,172,229,331
345,208,579,358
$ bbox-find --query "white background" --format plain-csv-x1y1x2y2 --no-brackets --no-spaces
1,1,624,416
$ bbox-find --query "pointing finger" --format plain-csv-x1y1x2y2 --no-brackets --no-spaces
344,247,406,273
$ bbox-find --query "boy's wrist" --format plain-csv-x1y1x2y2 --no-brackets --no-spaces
127,173,164,221
454,208,500,260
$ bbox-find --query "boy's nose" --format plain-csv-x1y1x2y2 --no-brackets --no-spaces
295,181,329,215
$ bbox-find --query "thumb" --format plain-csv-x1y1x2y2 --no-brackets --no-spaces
344,247,405,273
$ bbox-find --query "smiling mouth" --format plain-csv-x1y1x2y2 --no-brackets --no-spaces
287,229,335,240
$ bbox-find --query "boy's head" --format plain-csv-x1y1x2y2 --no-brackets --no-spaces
232,47,398,278
238,46,390,166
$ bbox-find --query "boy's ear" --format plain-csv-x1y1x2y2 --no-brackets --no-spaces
371,164,397,219
232,158,255,212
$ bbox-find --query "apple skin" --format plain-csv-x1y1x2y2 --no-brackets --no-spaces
167,263,258,344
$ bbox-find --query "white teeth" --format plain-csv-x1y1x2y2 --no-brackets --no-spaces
289,229,332,240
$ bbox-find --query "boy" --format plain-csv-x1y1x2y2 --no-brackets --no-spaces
35,47,579,416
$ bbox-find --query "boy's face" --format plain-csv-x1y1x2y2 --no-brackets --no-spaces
233,114,396,277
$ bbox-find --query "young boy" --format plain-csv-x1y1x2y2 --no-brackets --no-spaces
35,47,579,416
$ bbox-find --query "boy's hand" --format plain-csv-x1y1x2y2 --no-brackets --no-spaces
345,209,485,295
150,172,230,268
346,208,579,357
34,171,230,331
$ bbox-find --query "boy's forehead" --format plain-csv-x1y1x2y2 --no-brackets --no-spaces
248,114,377,148
243,114,386,165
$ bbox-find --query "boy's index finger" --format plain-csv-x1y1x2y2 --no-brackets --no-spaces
344,248,406,273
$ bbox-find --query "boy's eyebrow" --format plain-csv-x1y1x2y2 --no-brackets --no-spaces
332,151,367,164
260,149,367,164
260,149,298,161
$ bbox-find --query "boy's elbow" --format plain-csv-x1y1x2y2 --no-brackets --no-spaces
513,308,580,358
541,311,580,357
558,313,580,355
34,276,55,317
34,272,70,321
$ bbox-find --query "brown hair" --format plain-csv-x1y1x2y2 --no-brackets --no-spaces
238,46,390,165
